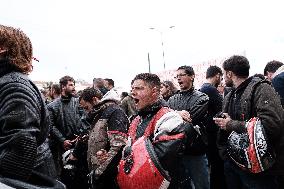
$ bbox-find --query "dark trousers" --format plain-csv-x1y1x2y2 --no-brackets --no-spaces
224,160,278,189
207,133,227,189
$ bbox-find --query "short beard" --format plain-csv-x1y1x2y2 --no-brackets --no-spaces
225,80,234,87
64,90,74,98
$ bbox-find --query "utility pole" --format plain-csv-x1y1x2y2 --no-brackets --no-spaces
148,52,151,73
149,26,175,70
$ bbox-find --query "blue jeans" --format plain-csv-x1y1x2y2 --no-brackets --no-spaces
179,154,210,189
224,160,278,189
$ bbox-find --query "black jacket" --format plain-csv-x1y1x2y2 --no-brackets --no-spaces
272,71,284,107
0,61,56,181
168,88,209,155
47,96,83,144
217,77,284,175
200,83,223,133
168,89,209,126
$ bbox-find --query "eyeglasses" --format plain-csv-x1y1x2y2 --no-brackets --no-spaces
174,73,188,79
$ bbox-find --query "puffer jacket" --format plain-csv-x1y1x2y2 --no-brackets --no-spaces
0,60,56,181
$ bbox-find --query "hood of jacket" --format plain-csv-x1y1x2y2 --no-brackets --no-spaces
100,88,121,104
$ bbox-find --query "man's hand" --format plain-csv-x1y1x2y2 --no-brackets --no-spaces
78,134,89,143
69,153,78,161
177,110,192,123
213,113,231,130
63,136,80,150
96,149,108,164
63,140,73,151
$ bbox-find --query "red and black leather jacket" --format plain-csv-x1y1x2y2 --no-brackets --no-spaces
125,100,195,175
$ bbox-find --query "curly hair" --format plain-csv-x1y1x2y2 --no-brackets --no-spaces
264,60,284,76
0,25,33,74
79,87,103,102
206,65,223,79
223,55,250,78
131,73,161,89
177,65,195,76
59,75,75,90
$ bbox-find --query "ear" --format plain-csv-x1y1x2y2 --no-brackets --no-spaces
62,85,66,90
152,86,160,96
227,71,232,78
91,96,96,102
92,96,100,104
268,72,274,78
214,74,221,81
27,63,33,72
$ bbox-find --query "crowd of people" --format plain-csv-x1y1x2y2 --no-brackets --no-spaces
1,24,284,189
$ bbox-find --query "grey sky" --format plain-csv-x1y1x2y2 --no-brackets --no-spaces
1,0,284,90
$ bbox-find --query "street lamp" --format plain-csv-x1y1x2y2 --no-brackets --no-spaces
149,26,175,70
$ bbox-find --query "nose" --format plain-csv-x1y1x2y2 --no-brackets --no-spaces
130,89,136,97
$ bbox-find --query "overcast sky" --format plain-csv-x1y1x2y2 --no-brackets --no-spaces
1,0,284,90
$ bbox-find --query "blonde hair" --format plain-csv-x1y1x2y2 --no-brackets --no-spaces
0,25,33,74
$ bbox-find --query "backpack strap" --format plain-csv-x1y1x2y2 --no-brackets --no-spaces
240,77,270,121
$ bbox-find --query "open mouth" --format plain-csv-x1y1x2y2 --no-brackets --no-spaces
133,98,139,105
178,81,183,86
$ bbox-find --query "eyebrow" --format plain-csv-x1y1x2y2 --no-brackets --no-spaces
132,86,143,89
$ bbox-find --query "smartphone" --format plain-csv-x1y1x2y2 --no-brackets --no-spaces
214,112,226,119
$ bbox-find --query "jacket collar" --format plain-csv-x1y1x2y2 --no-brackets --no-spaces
234,77,252,94
177,87,194,95
137,99,167,118
0,58,20,77
87,101,114,123
60,95,73,102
